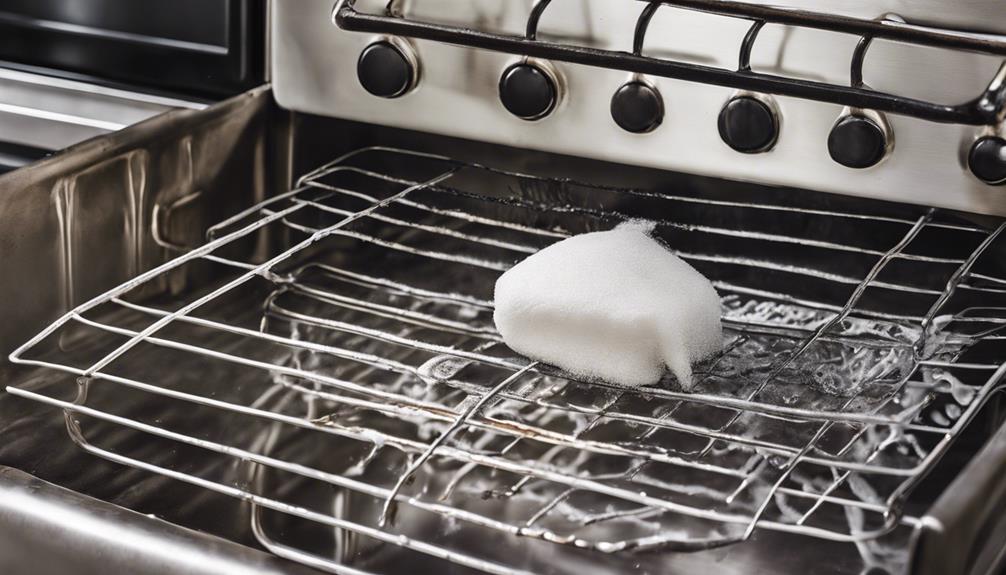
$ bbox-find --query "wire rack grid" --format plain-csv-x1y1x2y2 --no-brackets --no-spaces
7,146,1006,575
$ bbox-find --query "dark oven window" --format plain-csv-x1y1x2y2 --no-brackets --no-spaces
0,0,264,98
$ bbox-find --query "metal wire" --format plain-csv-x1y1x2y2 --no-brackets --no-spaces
8,147,1006,573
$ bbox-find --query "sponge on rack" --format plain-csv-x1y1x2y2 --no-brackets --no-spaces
493,221,723,390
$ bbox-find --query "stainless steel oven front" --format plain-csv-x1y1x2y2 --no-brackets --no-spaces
2,1,1006,574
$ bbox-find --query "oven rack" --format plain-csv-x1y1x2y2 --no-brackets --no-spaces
335,0,1006,126
8,147,1006,574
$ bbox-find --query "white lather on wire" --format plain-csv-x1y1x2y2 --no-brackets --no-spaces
494,221,723,389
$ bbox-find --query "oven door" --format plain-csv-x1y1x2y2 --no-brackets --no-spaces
0,0,264,99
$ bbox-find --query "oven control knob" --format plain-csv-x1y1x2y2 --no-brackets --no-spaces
357,41,417,98
828,115,888,169
499,63,558,121
611,81,663,133
717,96,779,153
968,136,1006,185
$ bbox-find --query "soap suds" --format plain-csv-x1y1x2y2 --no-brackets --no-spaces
493,221,722,389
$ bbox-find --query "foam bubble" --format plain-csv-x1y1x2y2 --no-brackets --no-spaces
493,222,722,389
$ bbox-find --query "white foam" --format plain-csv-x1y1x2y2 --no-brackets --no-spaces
493,221,722,389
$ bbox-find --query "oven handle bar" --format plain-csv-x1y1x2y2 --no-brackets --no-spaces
334,0,1006,126
0,466,315,575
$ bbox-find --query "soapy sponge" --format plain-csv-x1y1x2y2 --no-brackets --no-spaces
493,222,722,389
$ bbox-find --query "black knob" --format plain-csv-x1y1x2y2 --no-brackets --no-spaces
357,41,415,98
968,136,1006,185
828,115,888,169
611,81,663,134
499,63,557,121
717,96,778,153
